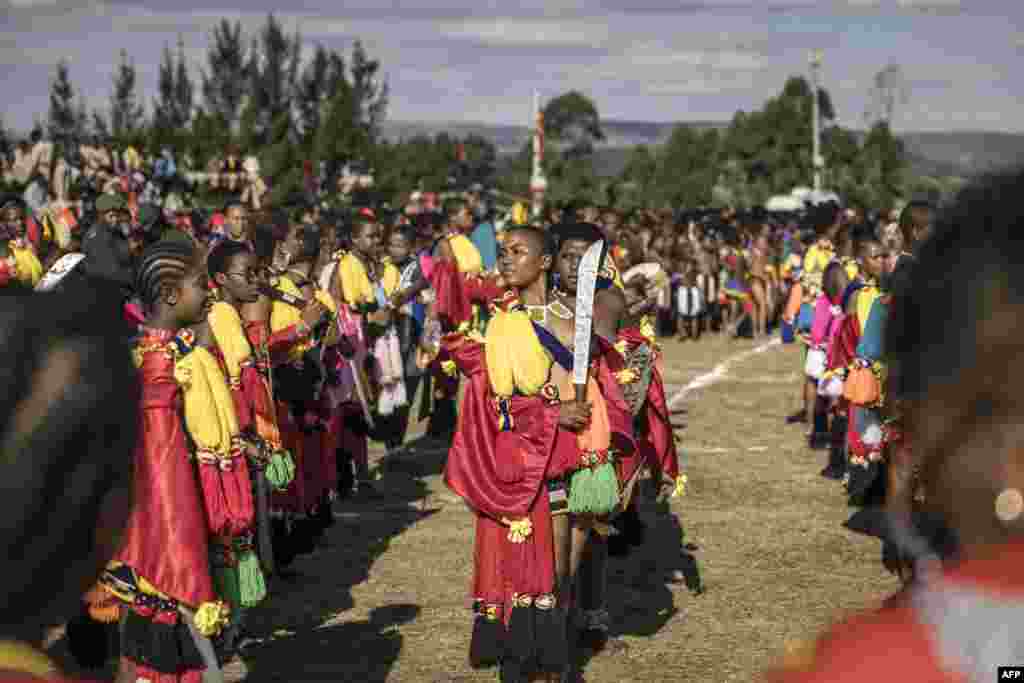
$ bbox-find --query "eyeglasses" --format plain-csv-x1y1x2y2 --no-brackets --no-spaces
225,269,262,283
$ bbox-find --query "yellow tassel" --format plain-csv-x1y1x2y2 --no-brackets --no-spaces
512,202,528,225
672,474,688,498
193,601,231,638
614,368,638,385
11,245,42,287
501,517,533,543
484,308,551,398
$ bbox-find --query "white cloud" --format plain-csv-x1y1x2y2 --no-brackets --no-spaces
439,18,611,46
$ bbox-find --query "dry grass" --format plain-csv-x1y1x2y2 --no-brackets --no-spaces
52,334,899,682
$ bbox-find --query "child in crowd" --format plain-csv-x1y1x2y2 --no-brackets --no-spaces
677,259,705,341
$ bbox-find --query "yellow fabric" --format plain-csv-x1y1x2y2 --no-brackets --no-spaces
555,373,611,453
800,241,834,301
269,276,302,335
207,302,253,384
855,285,881,336
841,257,860,281
448,233,483,275
484,308,552,397
11,244,42,286
336,252,399,307
512,203,529,225
174,345,240,460
0,640,57,678
124,146,141,170
270,275,337,363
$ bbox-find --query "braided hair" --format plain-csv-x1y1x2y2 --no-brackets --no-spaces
207,239,251,279
135,239,197,313
0,285,139,636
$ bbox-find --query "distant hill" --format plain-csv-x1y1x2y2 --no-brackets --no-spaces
380,119,1024,179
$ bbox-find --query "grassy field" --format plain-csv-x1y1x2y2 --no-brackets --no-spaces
53,333,899,682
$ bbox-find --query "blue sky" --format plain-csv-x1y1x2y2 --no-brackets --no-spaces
1,0,1021,134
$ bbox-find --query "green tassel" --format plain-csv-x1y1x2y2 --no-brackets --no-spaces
568,462,620,515
266,450,296,490
213,565,241,611
237,550,267,608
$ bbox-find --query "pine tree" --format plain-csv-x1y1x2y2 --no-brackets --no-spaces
247,13,301,147
47,60,78,151
91,110,110,142
109,49,145,140
350,40,388,143
174,36,194,128
201,19,249,134
297,44,331,148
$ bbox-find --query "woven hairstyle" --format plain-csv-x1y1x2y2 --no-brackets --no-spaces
207,239,251,278
0,284,139,634
135,239,198,312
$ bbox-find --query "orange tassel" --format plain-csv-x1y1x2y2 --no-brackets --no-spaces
88,602,121,624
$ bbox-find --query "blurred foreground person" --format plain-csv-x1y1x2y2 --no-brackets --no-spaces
0,283,139,681
767,169,1024,682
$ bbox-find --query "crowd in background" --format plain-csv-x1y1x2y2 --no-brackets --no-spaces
4,130,1024,683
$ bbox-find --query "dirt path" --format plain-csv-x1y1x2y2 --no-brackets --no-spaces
53,334,898,682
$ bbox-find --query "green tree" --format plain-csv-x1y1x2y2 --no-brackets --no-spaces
201,19,250,135
654,126,719,207
154,37,194,138
47,60,79,152
349,40,388,144
858,121,905,210
544,90,604,160
109,49,145,140
91,110,110,142
297,44,332,149
188,108,231,168
262,110,303,206
246,13,301,147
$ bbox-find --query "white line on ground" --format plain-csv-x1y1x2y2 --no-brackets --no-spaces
667,338,782,409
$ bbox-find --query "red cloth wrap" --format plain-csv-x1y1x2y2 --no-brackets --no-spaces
428,260,502,331
828,314,860,374
116,330,216,609
130,666,203,683
611,327,678,483
272,401,306,513
201,347,256,537
443,337,559,520
266,323,305,366
243,321,280,440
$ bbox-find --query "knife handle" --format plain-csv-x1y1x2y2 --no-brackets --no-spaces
574,383,587,404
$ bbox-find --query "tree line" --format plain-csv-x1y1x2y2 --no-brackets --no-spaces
0,13,940,209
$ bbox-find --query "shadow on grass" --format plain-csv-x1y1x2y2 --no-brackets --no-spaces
235,437,441,682
580,485,704,674
242,603,420,683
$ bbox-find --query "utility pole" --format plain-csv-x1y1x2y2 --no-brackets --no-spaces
530,90,547,218
810,49,824,192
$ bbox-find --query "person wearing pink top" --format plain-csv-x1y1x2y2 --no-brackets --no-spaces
813,261,851,480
